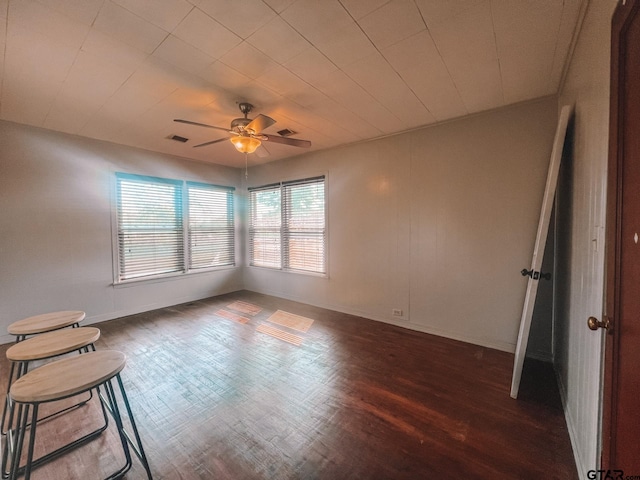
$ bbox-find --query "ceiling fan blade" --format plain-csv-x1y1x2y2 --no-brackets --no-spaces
193,138,229,148
262,134,311,148
174,119,230,133
245,114,276,134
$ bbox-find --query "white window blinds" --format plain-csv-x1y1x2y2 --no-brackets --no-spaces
116,175,184,281
249,185,282,269
187,182,235,269
249,176,326,274
115,173,235,282
283,178,326,274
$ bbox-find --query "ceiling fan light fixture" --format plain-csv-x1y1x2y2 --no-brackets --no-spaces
230,135,261,153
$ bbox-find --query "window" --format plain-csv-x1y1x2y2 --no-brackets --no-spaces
187,182,235,270
115,173,234,282
249,176,326,274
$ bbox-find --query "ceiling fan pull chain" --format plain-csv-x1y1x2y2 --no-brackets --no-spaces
245,153,248,179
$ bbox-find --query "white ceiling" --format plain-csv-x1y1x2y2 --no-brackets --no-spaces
0,0,586,168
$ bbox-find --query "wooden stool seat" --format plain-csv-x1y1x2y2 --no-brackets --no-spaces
10,351,126,404
2,328,101,437
6,327,101,363
8,311,85,337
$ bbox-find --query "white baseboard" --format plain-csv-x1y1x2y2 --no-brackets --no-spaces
244,286,516,353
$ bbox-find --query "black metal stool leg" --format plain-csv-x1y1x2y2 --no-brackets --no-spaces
103,379,133,480
1,382,21,479
21,405,39,480
1,362,17,435
8,403,27,480
115,374,153,479
24,388,110,474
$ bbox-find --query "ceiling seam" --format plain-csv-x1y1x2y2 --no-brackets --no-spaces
0,0,9,115
413,0,469,117
547,1,571,95
334,0,422,128
556,0,591,96
275,2,396,134
488,0,506,106
76,2,202,135
89,0,106,28
41,8,97,129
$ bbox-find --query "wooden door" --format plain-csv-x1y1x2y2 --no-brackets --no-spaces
603,0,640,472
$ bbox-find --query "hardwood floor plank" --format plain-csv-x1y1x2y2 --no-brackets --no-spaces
256,323,304,345
0,291,577,479
216,309,251,324
226,301,263,316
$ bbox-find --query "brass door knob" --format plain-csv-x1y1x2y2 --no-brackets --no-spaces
587,316,611,331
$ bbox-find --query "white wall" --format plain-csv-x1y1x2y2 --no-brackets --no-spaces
244,98,559,353
0,120,243,344
555,0,617,477
0,97,561,357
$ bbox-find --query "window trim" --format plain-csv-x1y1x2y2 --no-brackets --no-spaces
112,172,236,286
248,174,328,277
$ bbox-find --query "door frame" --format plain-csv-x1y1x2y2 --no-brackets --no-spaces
603,0,639,467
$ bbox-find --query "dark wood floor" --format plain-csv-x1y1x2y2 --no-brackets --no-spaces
0,291,577,479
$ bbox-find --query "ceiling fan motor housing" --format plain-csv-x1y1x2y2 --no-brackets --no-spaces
232,103,255,133
231,117,252,132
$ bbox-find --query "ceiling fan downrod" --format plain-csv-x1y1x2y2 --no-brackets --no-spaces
238,102,253,118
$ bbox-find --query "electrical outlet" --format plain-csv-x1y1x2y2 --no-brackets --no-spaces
392,309,403,317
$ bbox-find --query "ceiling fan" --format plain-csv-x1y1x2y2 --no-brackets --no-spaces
174,102,311,155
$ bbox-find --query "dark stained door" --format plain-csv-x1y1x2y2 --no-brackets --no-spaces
603,0,640,472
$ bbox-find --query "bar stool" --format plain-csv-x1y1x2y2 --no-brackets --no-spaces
2,311,86,434
2,327,102,477
8,311,86,342
1,326,99,433
8,350,153,480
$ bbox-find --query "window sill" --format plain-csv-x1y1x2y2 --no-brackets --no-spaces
247,264,328,279
113,265,238,288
